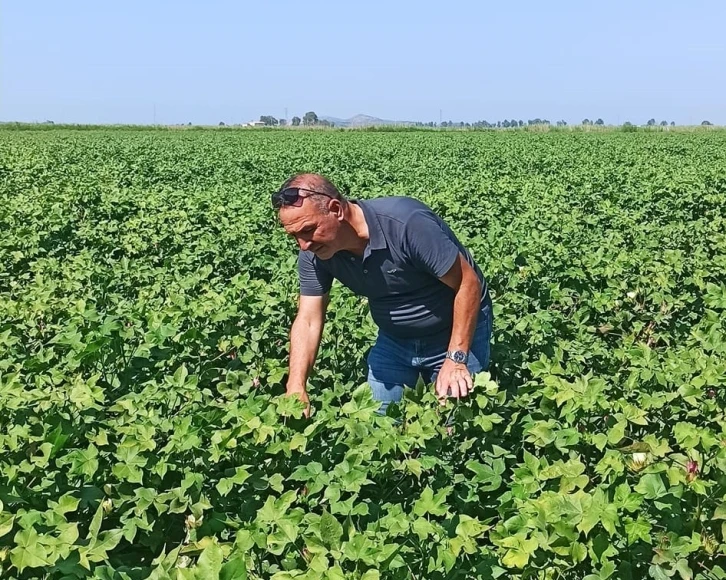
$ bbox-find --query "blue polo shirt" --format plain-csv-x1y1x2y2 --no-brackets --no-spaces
298,196,489,339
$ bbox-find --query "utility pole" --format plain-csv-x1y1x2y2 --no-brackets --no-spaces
153,103,156,125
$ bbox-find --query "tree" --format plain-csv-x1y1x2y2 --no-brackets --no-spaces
303,111,318,126
519,120,524,127
582,118,591,125
259,115,278,126
219,121,225,126
670,121,675,127
647,118,656,126
702,120,713,126
279,119,287,126
291,116,301,126
502,120,510,128
595,118,604,125
660,120,668,126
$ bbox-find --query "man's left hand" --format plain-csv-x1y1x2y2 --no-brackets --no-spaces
435,359,473,404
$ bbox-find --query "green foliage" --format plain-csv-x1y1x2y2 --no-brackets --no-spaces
1,128,726,578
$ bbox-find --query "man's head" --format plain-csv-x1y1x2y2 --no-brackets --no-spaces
273,173,349,260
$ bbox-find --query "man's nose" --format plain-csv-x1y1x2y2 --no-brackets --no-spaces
298,238,312,251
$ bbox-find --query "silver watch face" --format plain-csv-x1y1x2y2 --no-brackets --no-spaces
450,350,467,364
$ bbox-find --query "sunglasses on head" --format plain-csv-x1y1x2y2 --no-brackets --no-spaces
271,187,335,209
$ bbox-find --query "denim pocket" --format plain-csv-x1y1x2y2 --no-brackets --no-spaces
468,302,493,374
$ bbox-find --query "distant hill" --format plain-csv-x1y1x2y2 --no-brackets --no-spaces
320,114,415,127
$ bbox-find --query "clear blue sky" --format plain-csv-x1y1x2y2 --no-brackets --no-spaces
2,0,724,125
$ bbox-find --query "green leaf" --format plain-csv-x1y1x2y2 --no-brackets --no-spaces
455,515,489,538
113,444,147,483
499,534,538,569
216,478,234,497
195,540,224,578
51,494,81,516
674,422,700,449
220,553,248,580
289,433,306,451
87,530,124,563
87,502,104,541
0,512,15,538
67,444,99,478
404,458,423,477
10,528,50,572
607,421,627,445
601,561,616,579
413,486,450,517
649,565,671,580
614,483,642,512
320,511,343,550
465,459,505,491
570,542,587,563
592,433,608,451
501,548,530,569
713,503,726,520
523,449,540,475
625,517,652,544
257,491,297,524
600,503,619,536
675,559,693,580
635,474,667,500
217,467,251,497
173,364,189,387
578,506,600,536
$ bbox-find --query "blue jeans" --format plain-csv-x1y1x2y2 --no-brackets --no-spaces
366,295,493,415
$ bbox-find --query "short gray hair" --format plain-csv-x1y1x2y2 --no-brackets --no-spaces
277,173,347,213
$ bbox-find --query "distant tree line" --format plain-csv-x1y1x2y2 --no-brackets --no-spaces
247,111,335,127
222,112,717,129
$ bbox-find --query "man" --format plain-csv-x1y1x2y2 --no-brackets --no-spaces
272,173,493,417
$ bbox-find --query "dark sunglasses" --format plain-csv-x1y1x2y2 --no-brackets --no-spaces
271,187,336,209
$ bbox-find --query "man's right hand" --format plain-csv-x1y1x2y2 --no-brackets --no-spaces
286,386,311,418
285,294,328,421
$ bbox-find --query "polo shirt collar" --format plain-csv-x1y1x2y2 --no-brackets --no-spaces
354,199,387,258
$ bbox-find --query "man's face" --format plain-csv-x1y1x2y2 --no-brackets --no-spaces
279,197,342,260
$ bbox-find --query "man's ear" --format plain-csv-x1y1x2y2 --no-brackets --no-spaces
330,199,345,219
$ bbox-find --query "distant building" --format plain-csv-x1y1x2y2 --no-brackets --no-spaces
245,120,265,127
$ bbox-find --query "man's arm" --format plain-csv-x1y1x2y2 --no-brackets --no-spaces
439,252,483,355
286,293,329,415
436,253,483,400
401,209,484,401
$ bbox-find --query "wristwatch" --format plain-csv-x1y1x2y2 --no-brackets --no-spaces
445,350,469,364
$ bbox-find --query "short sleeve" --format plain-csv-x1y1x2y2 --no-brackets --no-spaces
403,210,460,279
298,251,334,296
